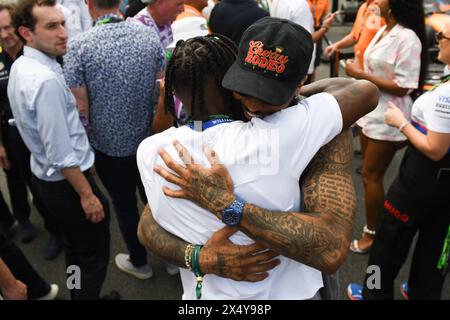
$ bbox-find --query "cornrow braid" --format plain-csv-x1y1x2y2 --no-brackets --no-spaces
164,34,243,124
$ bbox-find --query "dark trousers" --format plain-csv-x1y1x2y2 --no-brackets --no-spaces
0,190,13,234
0,234,50,299
0,126,59,234
363,147,450,300
31,171,110,300
94,148,147,267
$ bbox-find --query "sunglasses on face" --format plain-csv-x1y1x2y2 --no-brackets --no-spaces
436,31,450,42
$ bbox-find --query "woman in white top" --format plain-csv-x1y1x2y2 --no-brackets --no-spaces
348,22,450,301
345,0,427,253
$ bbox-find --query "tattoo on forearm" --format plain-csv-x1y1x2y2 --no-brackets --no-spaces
239,131,356,273
138,205,187,268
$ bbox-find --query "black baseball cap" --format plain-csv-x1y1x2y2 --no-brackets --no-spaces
222,17,313,106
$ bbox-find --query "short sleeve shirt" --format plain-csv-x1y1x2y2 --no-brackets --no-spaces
411,82,450,134
357,24,422,141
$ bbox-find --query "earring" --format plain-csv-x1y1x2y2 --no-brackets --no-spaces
388,9,393,20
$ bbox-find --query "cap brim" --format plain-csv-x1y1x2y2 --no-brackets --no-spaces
222,62,298,106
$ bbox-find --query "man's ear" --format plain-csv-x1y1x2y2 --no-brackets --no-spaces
17,26,32,44
295,77,308,95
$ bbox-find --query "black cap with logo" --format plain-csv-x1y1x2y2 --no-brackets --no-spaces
222,17,313,106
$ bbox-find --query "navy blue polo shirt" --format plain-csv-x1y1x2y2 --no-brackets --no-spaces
209,0,269,45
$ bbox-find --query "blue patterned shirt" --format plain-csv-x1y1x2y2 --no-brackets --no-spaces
64,14,164,157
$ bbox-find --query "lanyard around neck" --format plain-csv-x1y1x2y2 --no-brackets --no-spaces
186,115,233,131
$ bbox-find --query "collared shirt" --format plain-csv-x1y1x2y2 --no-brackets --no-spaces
63,14,164,157
7,46,94,181
128,7,173,49
357,24,422,142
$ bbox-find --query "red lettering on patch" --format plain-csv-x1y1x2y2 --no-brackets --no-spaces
245,41,289,75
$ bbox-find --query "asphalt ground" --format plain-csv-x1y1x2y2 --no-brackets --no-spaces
0,23,448,300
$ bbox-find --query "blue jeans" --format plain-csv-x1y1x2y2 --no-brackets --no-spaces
94,149,148,267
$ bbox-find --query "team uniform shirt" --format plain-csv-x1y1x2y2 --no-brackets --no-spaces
307,0,330,29
267,0,316,75
411,82,450,135
357,24,422,141
137,93,343,300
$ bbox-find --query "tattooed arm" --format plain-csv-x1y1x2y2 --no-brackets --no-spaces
155,133,356,274
299,77,379,130
137,204,280,281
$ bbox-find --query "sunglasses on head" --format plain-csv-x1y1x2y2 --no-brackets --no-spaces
436,31,450,42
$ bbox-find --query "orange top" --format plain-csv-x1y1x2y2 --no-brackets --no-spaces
176,5,206,20
307,0,331,28
350,0,385,66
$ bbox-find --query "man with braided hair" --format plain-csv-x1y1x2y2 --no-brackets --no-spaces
137,17,379,300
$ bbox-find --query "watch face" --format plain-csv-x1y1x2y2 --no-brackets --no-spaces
222,208,240,226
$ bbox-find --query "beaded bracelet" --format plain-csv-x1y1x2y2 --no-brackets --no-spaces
184,244,194,271
191,244,204,300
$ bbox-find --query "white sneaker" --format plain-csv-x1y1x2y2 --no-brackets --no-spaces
165,263,180,276
37,284,59,300
115,253,152,279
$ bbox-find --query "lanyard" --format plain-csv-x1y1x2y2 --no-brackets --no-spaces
438,225,450,275
95,14,123,26
186,115,233,131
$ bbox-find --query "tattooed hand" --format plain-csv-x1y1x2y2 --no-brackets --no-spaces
138,204,280,282
200,226,280,282
154,140,236,217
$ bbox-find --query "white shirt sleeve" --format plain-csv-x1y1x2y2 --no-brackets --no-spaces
261,92,343,179
425,87,450,134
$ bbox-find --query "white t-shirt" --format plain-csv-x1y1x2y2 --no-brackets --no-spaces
411,82,450,134
137,93,343,300
267,0,316,75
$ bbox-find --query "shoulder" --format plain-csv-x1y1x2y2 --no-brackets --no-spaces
13,57,55,83
397,25,420,44
137,128,176,159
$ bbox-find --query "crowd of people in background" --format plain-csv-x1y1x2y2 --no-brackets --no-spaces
0,0,449,301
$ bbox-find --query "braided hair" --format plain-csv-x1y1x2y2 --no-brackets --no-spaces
389,0,428,91
164,34,244,123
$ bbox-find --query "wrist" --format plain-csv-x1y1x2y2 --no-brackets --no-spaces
80,189,94,199
214,193,236,218
320,25,329,32
398,121,410,133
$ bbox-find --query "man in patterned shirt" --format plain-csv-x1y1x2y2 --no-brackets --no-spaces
64,0,163,280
